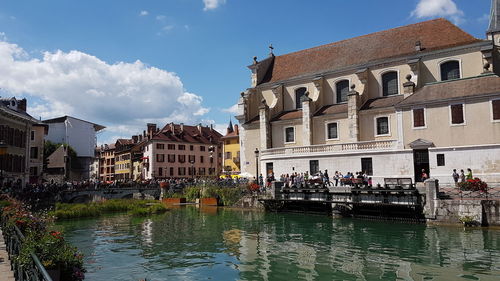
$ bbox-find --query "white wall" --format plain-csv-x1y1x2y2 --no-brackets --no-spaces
45,117,97,157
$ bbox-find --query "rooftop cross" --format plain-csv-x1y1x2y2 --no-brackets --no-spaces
269,44,274,56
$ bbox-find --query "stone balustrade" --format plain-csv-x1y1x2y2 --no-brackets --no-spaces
260,140,398,157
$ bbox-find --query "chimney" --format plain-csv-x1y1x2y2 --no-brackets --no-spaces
17,98,27,112
147,123,156,139
170,122,175,131
197,123,202,134
132,135,138,143
210,124,213,131
234,124,239,135
143,130,146,137
138,135,143,142
403,74,416,99
415,41,422,52
180,123,184,131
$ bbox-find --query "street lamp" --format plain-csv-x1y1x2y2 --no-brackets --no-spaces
190,160,195,180
0,140,7,155
208,145,214,176
254,148,259,183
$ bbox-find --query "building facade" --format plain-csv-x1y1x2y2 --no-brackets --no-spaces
44,116,105,180
237,10,500,185
142,123,222,179
28,124,48,184
98,144,115,182
0,98,44,187
222,121,241,174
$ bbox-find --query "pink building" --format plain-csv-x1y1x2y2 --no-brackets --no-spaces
142,123,223,179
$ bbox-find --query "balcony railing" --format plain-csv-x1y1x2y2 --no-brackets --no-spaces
260,140,398,157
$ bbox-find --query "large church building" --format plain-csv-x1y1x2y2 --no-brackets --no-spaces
236,1,500,185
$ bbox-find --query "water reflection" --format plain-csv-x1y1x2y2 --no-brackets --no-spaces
57,207,500,281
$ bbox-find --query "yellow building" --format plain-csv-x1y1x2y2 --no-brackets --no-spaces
222,121,240,175
114,139,134,181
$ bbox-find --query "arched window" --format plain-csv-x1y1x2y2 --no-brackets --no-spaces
295,87,307,109
440,60,460,81
336,80,349,104
382,71,398,96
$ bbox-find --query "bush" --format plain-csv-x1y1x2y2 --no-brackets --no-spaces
184,187,201,202
458,178,488,192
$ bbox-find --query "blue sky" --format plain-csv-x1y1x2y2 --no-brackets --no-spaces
0,0,494,144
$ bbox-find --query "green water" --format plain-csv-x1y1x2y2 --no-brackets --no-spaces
56,207,500,281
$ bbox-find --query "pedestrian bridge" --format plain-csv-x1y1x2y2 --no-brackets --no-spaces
58,187,161,203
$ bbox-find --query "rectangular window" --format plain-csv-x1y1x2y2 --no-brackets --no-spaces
167,144,175,150
326,122,338,140
437,154,445,166
285,127,295,143
492,100,500,121
178,145,186,150
450,104,464,124
309,160,319,175
158,167,163,177
156,154,165,162
170,167,174,176
178,155,186,163
168,154,176,163
188,155,195,163
200,156,204,163
376,117,389,136
156,143,164,149
190,145,194,151
200,146,206,151
178,167,186,176
225,151,232,159
361,158,373,176
413,108,425,128
30,147,38,159
30,131,35,141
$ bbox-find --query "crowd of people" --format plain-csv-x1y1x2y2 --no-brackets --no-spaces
263,169,373,189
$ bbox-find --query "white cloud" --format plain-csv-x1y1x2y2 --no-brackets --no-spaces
162,25,174,31
139,10,149,16
411,0,464,24
0,39,211,144
156,15,166,21
477,13,490,23
221,103,239,115
203,0,226,11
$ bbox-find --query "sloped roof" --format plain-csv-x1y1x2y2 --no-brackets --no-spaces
361,95,405,111
314,104,348,116
397,75,500,106
259,19,481,85
271,110,302,122
152,123,223,144
43,115,105,131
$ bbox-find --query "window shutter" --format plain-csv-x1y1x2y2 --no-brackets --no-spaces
413,108,425,127
493,100,500,120
451,104,464,124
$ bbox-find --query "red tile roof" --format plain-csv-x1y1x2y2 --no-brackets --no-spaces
360,95,405,111
259,19,481,84
152,123,222,144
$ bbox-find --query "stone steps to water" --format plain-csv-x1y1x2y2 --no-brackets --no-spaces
0,228,15,281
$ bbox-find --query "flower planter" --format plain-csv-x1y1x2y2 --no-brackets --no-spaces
200,197,218,206
162,198,186,205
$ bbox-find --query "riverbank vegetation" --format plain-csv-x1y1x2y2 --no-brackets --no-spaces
50,199,168,220
171,186,246,206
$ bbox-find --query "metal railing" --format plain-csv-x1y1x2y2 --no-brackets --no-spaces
260,140,398,157
0,215,53,281
438,185,500,199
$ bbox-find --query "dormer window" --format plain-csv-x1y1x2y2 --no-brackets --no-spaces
382,71,399,96
295,87,307,109
336,80,349,104
440,60,460,81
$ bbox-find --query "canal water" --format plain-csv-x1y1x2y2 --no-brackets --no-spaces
56,206,500,281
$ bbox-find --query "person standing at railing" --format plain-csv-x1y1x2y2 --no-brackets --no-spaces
466,168,473,180
460,169,466,182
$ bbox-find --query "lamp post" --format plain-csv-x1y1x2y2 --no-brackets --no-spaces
254,148,259,183
209,145,214,177
190,160,195,180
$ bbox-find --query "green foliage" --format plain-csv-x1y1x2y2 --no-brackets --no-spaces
50,199,167,220
44,140,78,160
128,204,167,217
184,187,201,202
0,200,11,208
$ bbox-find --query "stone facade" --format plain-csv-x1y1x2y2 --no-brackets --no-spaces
237,13,500,185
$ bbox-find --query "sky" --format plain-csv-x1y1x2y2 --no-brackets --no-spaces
0,0,494,144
